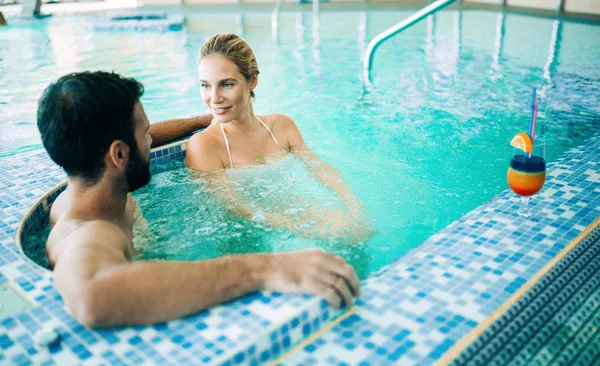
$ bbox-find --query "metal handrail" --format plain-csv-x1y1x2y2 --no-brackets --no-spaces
271,0,283,38
272,0,319,38
363,0,458,84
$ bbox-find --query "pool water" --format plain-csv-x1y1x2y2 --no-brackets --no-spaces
134,155,375,278
4,9,599,278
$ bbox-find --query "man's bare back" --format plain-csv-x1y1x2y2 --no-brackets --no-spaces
47,188,137,268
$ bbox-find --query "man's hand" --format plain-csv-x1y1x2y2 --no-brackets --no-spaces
261,249,360,308
149,114,212,147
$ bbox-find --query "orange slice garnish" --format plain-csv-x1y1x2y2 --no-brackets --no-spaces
510,132,533,153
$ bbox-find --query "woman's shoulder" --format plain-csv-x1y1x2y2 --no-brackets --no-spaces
261,113,295,126
187,126,225,156
186,125,227,171
260,114,298,134
189,123,222,146
259,114,304,148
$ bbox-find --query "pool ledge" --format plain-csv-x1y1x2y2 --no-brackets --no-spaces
0,131,599,365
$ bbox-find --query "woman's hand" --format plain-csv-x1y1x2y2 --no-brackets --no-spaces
281,206,373,243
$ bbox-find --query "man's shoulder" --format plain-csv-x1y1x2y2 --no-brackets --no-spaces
49,189,68,226
51,219,127,246
48,218,129,265
74,220,127,237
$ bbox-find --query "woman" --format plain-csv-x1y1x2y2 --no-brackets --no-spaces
186,33,371,241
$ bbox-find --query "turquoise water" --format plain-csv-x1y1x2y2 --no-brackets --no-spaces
4,9,599,277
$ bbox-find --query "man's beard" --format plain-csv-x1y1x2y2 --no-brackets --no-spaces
125,146,151,192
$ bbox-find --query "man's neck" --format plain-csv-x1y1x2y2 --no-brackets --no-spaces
67,177,129,221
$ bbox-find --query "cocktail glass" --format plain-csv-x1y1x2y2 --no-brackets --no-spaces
507,139,546,218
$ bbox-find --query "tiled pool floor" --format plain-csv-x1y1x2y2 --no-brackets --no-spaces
0,132,599,365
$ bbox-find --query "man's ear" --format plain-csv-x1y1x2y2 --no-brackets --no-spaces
107,140,130,170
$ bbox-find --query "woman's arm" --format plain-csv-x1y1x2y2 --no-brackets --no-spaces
185,131,327,234
149,114,213,147
275,114,363,213
293,145,372,242
275,115,373,241
293,145,362,212
186,132,261,219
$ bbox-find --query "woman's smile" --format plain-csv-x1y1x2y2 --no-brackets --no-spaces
211,106,232,115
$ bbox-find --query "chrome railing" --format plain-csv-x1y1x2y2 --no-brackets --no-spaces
362,0,458,85
272,0,319,38
271,0,284,38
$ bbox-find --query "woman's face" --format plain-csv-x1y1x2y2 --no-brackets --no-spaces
198,55,255,124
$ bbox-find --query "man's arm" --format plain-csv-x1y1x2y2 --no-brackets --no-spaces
55,221,360,328
149,114,212,147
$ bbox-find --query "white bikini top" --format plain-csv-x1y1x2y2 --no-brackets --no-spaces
219,117,284,169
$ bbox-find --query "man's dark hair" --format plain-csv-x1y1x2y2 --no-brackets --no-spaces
37,71,145,183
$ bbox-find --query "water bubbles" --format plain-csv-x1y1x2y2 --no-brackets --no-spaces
283,207,306,215
252,211,267,222
194,227,216,236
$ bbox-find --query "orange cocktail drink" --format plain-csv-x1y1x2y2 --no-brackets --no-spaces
507,154,546,197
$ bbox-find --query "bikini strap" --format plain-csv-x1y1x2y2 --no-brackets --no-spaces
220,123,234,169
257,117,283,150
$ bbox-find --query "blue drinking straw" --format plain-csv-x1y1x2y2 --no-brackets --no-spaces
527,88,537,158
528,88,536,142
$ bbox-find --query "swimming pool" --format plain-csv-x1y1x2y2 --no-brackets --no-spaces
2,5,600,365
3,8,599,279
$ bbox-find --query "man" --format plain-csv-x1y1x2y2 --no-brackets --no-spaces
38,71,359,328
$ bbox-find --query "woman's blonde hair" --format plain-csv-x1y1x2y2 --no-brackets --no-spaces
199,33,260,99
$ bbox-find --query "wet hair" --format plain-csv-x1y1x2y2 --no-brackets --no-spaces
37,71,144,184
199,33,260,99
